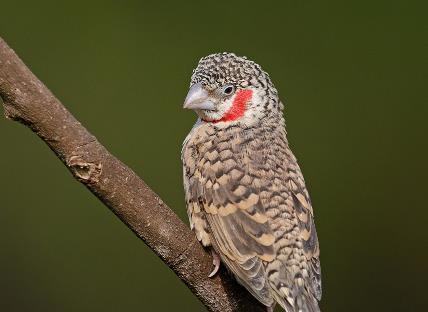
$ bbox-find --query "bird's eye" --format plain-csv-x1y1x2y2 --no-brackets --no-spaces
222,85,235,96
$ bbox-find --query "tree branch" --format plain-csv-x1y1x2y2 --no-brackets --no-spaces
0,37,265,312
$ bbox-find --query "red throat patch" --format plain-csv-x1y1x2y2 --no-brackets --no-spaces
209,89,253,123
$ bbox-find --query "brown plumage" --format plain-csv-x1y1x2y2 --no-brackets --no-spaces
182,53,321,311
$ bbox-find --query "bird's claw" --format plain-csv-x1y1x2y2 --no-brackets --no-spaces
208,250,221,278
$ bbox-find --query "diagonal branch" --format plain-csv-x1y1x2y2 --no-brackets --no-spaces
0,37,265,312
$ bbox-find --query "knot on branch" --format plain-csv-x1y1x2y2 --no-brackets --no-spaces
67,155,102,183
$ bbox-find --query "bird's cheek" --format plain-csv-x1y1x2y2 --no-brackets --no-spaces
216,99,233,114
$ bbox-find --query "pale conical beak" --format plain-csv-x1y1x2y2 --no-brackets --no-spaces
183,82,215,110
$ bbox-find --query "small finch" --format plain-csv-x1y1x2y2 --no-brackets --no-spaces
182,53,321,312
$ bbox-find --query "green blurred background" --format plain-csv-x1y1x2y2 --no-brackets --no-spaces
1,1,426,311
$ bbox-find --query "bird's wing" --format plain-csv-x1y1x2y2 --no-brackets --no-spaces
185,146,275,307
290,181,322,301
265,173,321,312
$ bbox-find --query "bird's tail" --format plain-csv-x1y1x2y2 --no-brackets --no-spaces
273,287,320,312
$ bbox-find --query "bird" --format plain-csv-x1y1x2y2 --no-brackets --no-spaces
181,53,321,312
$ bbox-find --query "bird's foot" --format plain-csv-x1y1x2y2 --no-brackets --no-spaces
208,250,221,278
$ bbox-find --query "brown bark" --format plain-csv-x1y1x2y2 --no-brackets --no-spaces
0,37,266,312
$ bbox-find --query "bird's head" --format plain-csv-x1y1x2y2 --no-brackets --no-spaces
183,53,282,125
